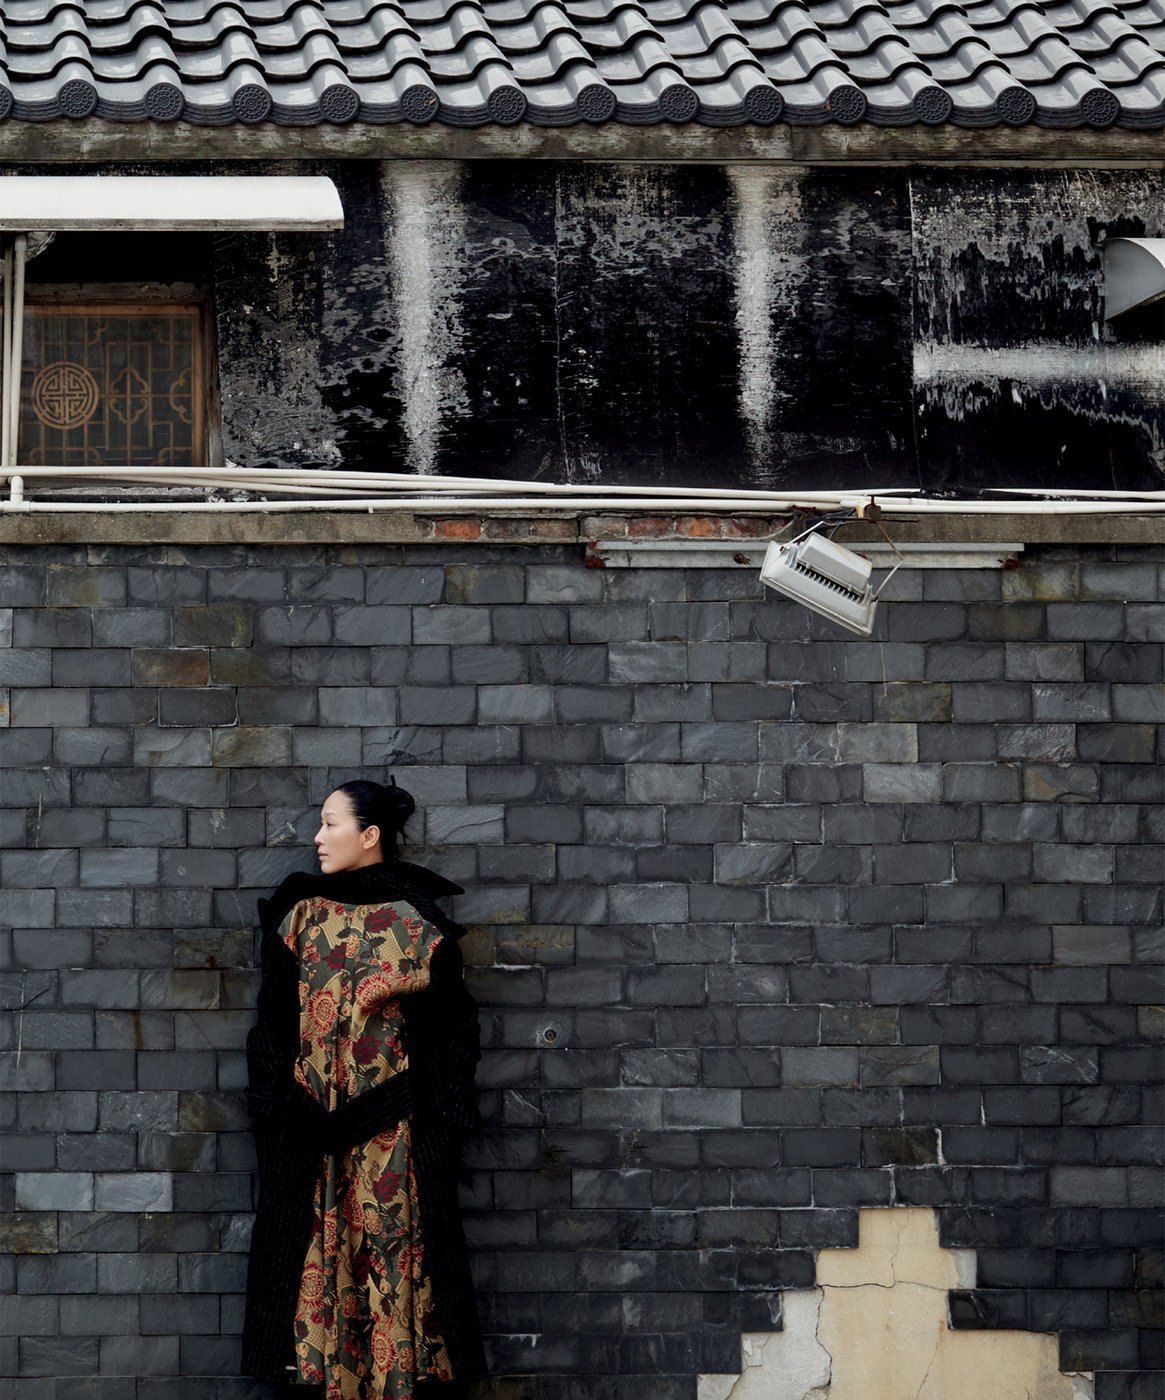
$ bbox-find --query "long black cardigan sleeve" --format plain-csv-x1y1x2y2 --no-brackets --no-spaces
242,863,486,1385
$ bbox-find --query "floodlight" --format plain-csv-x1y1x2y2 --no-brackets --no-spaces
760,530,878,635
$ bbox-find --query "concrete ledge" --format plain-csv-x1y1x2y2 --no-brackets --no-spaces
0,510,1161,548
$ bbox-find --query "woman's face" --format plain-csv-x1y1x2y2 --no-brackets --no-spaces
314,791,382,875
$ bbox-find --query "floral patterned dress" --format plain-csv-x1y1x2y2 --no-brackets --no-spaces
280,894,455,1400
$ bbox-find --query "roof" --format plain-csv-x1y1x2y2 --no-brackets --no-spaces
1,0,1162,131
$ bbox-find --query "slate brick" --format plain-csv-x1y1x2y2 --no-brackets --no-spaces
863,1127,939,1166
861,1046,940,1086
3,848,79,889
17,1334,100,1376
15,1173,95,1212
779,1049,858,1088
690,642,766,682
1006,884,1084,924
252,606,331,646
11,688,89,727
526,568,603,604
13,608,93,647
1086,640,1164,684
0,566,45,606
410,606,491,647
1102,1048,1165,1084
820,1087,900,1126
1005,642,1084,681
778,1208,858,1247
873,842,950,884
848,887,925,924
916,723,997,762
925,641,1005,679
951,683,1032,721
0,648,53,686
863,764,941,803
736,1006,818,1048
1047,603,1126,640
760,886,844,926
52,649,132,688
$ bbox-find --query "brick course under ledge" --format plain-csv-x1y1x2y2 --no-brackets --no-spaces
0,536,1161,1399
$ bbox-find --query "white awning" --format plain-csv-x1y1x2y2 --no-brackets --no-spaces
0,176,344,232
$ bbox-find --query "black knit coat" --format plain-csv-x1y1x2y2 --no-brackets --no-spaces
242,860,486,1387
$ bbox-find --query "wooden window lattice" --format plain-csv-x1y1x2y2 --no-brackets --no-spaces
19,304,204,467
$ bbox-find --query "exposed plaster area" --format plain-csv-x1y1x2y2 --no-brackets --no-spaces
698,1209,1094,1400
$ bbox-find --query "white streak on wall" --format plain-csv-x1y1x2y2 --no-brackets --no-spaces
382,162,469,477
728,169,808,471
728,168,776,465
914,342,1164,386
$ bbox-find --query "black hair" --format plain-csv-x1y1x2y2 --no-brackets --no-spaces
333,777,416,858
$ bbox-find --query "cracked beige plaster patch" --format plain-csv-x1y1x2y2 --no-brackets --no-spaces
699,1207,1093,1400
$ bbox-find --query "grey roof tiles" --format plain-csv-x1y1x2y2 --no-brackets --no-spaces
0,0,1161,127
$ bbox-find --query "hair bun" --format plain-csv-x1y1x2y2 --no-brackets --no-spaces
386,774,416,825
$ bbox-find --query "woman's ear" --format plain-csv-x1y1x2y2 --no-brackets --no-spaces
361,823,382,851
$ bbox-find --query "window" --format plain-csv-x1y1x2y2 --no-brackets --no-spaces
20,301,207,468
0,175,343,475
9,227,216,470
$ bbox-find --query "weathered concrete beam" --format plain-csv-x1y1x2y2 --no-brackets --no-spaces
2,121,1162,168
0,509,1159,547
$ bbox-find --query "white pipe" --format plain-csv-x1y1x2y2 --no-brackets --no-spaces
984,486,1165,500
4,463,1162,508
4,469,1162,515
8,236,25,468
1,495,1162,516
0,496,842,514
0,465,1162,518
1,241,12,470
1,462,916,504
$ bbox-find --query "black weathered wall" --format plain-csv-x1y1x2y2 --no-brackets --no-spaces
1,539,1162,1400
24,160,1160,490
208,162,1161,489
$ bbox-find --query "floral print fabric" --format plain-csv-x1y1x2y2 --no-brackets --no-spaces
281,896,455,1400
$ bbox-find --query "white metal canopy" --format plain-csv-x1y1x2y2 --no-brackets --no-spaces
0,175,344,231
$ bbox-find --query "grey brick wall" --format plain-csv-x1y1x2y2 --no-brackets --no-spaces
0,540,1162,1400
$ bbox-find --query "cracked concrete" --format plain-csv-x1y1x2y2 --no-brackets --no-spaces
698,1208,1094,1400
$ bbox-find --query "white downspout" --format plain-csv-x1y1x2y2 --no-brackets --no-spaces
1,239,12,470
1,234,27,476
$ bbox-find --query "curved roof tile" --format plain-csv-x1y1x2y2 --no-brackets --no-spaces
0,0,1161,126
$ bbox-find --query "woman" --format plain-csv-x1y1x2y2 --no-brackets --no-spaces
243,778,484,1400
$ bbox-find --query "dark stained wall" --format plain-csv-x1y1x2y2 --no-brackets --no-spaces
911,170,1164,494
205,162,1161,491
